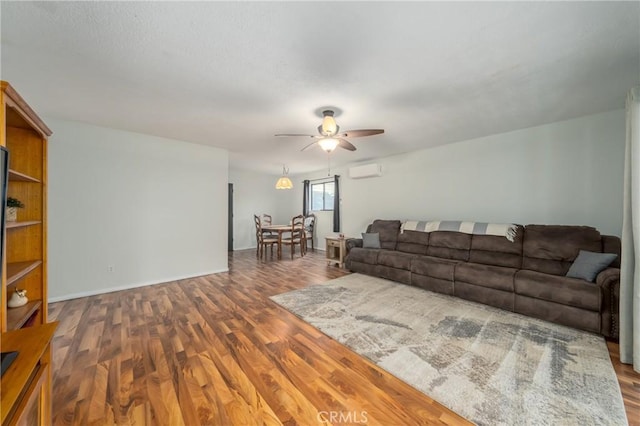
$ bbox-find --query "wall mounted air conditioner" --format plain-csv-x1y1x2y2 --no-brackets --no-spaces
349,163,382,179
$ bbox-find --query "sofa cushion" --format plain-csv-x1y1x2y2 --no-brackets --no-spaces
411,256,459,281
347,247,380,265
378,265,412,285
411,275,454,295
514,270,601,311
469,226,524,268
426,231,471,261
455,282,514,311
362,232,381,249
514,295,601,334
396,230,429,255
455,263,518,292
347,261,378,277
370,220,402,250
566,250,617,282
522,225,603,276
378,250,416,270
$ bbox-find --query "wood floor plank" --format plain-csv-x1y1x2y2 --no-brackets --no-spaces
48,250,639,425
87,362,110,425
607,341,640,426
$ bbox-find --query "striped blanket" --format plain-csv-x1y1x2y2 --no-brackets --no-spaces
401,220,518,242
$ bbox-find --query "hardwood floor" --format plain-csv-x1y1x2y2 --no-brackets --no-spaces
48,249,640,425
49,250,468,425
607,340,640,425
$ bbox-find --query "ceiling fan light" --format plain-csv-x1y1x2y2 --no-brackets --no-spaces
321,114,337,136
275,165,293,189
319,138,339,153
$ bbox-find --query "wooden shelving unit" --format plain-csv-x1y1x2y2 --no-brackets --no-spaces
1,322,57,425
7,260,43,286
0,81,51,333
6,220,41,229
8,168,40,183
0,81,54,426
6,299,42,330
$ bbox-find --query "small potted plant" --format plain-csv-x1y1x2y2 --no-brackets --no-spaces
6,197,24,222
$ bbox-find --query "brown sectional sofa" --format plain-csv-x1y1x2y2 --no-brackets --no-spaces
345,220,621,338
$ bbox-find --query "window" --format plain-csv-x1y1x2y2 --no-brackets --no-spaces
310,181,334,211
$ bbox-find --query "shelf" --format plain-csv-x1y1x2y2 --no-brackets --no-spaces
5,300,42,330
6,261,42,287
8,169,40,183
6,221,41,230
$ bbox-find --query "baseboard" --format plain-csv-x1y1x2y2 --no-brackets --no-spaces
48,268,229,303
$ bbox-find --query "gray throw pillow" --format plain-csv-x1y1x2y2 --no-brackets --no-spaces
566,250,618,282
362,232,381,249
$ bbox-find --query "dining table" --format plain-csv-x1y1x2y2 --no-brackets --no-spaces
261,224,292,259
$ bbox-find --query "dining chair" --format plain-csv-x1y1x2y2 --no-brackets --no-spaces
254,214,278,259
261,213,274,237
303,214,316,251
281,214,305,259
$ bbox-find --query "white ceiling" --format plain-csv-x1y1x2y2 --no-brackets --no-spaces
1,1,638,176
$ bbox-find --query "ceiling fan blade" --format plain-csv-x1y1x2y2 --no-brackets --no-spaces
339,129,384,138
275,133,316,138
301,141,318,151
337,138,357,151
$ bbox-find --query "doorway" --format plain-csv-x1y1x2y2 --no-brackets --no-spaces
228,183,233,251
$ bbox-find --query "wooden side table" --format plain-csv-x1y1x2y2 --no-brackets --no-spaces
325,236,347,268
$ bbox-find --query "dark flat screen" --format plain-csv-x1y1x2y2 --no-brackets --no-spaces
1,351,18,376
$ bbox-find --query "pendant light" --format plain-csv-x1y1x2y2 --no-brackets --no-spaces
275,165,293,189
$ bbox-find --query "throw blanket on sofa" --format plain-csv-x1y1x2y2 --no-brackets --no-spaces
401,220,518,242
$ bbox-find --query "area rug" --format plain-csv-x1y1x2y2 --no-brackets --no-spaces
270,274,627,426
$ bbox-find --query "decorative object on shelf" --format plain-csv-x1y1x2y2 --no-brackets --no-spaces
275,165,293,189
7,288,28,308
6,197,24,222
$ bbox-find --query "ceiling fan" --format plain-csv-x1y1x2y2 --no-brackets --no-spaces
275,110,384,152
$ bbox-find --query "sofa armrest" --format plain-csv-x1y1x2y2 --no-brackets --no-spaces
345,238,363,256
596,267,620,339
596,267,620,286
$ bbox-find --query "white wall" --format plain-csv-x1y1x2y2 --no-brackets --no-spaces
47,118,229,301
228,168,293,250
286,109,625,249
